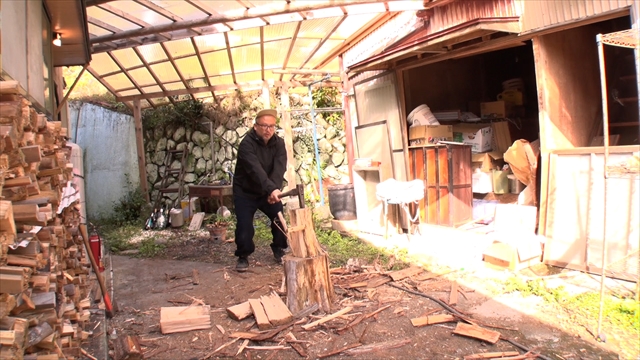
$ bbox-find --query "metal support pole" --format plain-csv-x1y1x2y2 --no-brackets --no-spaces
308,75,331,206
595,33,610,342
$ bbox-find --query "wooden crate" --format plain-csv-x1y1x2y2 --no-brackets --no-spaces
408,144,472,227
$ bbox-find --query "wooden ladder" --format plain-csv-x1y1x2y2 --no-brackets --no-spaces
154,149,187,209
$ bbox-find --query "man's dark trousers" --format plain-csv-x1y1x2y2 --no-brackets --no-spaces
234,192,288,257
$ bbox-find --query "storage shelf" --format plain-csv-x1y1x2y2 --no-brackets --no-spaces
619,97,638,103
609,122,640,128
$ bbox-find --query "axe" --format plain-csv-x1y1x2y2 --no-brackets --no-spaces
277,183,305,209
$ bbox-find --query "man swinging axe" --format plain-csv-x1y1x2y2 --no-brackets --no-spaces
232,109,297,272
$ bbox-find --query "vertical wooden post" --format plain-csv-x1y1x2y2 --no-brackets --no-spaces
280,86,297,189
133,99,150,203
339,55,354,183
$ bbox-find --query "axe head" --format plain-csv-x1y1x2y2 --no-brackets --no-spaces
278,184,305,208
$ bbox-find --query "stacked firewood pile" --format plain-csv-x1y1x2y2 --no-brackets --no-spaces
0,80,93,359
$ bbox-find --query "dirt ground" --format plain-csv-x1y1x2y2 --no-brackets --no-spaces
90,228,635,360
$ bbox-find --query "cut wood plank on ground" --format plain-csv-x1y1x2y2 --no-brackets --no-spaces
453,322,501,344
387,266,423,281
464,351,520,360
259,292,293,326
248,298,271,330
317,343,362,359
226,301,252,321
449,280,459,305
301,306,352,330
410,314,456,327
160,305,211,334
366,275,391,288
342,338,412,355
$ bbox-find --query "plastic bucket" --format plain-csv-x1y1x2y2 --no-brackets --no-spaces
170,208,184,227
407,104,439,126
492,170,509,194
327,184,357,220
508,174,525,194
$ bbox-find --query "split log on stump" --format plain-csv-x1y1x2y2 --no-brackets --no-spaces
284,254,335,313
287,207,323,257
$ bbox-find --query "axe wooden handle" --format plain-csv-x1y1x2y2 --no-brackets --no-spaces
278,188,299,199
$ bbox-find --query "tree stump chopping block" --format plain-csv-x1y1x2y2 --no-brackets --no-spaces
283,207,335,313
284,254,335,313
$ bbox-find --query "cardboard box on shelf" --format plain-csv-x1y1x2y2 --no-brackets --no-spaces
472,151,504,172
409,125,453,146
453,124,492,153
481,101,512,119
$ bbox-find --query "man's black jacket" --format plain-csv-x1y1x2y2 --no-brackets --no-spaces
233,128,287,198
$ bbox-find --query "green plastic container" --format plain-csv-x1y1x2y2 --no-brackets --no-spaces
492,170,509,194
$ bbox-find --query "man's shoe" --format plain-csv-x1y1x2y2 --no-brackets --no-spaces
273,248,285,264
236,256,249,272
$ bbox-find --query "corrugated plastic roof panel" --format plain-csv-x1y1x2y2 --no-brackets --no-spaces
91,52,121,74
136,43,166,64
174,56,205,80
264,39,292,68
299,18,342,39
149,62,181,82
332,14,378,39
194,33,227,53
209,75,234,86
111,48,143,69
307,39,346,68
201,50,231,76
118,0,173,26
141,85,163,94
234,70,262,84
230,45,262,73
163,38,196,58
88,23,112,37
263,22,297,41
287,38,322,68
227,28,261,47
163,81,187,91
118,89,142,97
128,67,156,86
87,6,141,31
104,73,135,90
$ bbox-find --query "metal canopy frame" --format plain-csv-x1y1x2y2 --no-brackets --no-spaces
78,0,446,109
595,26,639,340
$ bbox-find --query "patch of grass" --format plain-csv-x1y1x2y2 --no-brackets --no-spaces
253,217,273,246
137,237,166,258
315,227,404,268
98,223,142,254
503,276,639,333
565,292,639,332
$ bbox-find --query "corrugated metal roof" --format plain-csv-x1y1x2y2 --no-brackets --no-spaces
520,0,635,33
81,0,437,108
